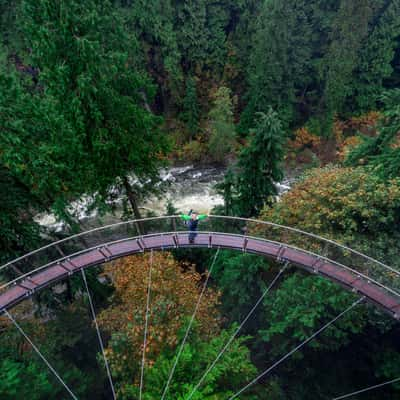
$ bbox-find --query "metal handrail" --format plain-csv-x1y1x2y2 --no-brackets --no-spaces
208,215,400,277
1,216,399,303
0,215,172,272
1,231,400,300
1,215,397,276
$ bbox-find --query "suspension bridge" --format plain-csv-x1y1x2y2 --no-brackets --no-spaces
0,215,399,399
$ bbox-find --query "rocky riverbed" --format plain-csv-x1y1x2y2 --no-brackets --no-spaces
34,164,293,232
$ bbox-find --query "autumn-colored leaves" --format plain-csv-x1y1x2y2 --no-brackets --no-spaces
97,252,221,383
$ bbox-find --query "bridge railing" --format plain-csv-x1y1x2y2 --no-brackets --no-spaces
0,215,399,299
207,216,400,297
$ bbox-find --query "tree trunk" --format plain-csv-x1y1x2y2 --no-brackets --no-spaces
123,176,142,221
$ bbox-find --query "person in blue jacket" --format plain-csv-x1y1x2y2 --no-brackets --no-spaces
180,211,208,243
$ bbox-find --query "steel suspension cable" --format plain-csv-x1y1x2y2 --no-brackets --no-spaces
3,309,79,400
332,377,400,399
227,296,366,400
186,261,289,400
161,248,221,400
81,268,116,400
139,250,154,400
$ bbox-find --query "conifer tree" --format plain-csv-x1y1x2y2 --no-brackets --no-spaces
208,86,236,163
0,0,169,221
220,108,286,217
0,167,41,264
239,0,316,133
352,0,400,111
321,0,374,118
346,89,400,180
181,76,199,138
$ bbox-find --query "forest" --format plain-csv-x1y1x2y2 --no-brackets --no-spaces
1,0,400,399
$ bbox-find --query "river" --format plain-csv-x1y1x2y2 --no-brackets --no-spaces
34,164,292,232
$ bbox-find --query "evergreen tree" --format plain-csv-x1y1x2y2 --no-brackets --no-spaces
240,0,320,133
174,0,208,73
346,89,400,180
321,0,374,119
0,167,41,264
208,86,236,163
221,108,286,217
0,358,54,400
174,0,233,76
230,0,263,71
241,0,400,135
121,0,183,110
0,0,21,49
204,1,231,75
135,326,258,399
181,76,199,137
0,0,170,222
352,0,400,111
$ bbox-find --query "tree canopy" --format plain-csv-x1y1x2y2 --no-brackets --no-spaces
1,1,400,399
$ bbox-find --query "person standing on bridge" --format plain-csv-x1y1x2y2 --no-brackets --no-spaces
180,211,208,244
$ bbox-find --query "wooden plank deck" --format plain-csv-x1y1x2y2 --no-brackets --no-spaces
0,233,399,319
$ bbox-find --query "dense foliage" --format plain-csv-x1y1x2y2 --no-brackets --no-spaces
0,167,41,264
240,0,400,134
97,253,221,385
218,108,286,217
261,166,400,265
347,89,400,180
0,0,169,224
1,0,400,399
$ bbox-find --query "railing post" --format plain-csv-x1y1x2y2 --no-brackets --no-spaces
161,233,165,252
243,237,248,253
277,246,286,263
172,216,180,248
58,261,74,275
312,257,322,274
97,247,110,262
172,216,177,233
135,221,142,237
10,263,23,277
136,238,144,252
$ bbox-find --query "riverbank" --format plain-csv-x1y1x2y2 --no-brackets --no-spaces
34,163,295,233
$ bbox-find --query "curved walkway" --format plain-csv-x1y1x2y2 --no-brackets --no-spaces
0,230,399,319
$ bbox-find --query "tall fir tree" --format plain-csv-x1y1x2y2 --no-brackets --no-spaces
0,0,170,222
239,0,318,134
240,0,400,135
321,0,374,120
220,108,286,217
122,0,183,111
352,0,400,111
181,76,199,138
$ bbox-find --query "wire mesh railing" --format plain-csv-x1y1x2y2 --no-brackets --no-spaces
0,215,399,301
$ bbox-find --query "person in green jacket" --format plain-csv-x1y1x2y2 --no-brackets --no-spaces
180,211,208,243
